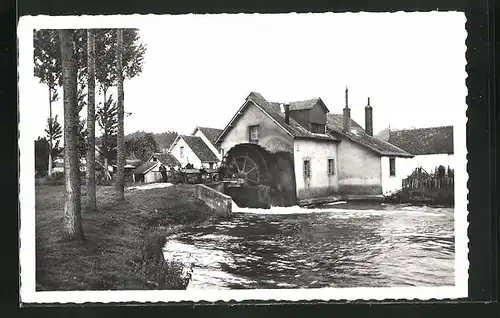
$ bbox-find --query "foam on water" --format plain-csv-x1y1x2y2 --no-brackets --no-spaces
127,183,173,191
231,200,447,217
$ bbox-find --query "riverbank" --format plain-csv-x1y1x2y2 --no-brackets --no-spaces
35,183,214,291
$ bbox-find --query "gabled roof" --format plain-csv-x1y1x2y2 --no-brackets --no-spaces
216,92,339,144
289,97,329,113
133,161,158,175
148,152,181,166
193,126,223,150
177,135,220,162
327,114,413,158
387,126,454,155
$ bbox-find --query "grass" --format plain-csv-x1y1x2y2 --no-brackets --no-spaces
35,183,215,291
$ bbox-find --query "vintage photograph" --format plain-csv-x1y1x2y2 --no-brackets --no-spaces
19,12,468,303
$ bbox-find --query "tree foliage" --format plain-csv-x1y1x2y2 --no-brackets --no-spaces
45,115,63,158
96,94,118,164
125,131,159,162
94,29,147,94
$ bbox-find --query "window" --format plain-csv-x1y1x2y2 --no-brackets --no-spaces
209,162,214,169
249,125,260,143
303,160,311,177
221,149,225,158
328,158,335,175
180,146,184,158
310,123,326,134
389,157,396,176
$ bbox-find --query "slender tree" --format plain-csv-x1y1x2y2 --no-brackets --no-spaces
86,29,97,211
45,114,63,158
96,95,118,179
58,29,84,240
34,30,62,176
115,29,125,200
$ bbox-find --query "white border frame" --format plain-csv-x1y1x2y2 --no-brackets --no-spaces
18,13,468,304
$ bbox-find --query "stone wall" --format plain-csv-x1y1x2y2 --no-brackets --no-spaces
195,184,232,217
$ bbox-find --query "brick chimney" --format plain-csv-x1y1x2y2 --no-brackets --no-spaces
365,97,373,136
343,86,351,134
284,103,290,124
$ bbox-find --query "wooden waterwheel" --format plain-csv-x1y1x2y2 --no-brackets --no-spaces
227,155,261,185
220,144,272,187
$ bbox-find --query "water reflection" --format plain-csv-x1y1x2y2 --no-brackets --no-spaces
163,202,455,289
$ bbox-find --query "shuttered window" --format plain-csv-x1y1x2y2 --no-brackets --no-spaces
328,158,335,175
303,160,311,177
389,157,396,176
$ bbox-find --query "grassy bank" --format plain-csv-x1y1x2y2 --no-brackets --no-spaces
35,183,214,291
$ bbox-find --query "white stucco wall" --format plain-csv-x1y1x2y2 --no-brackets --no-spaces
336,138,382,195
293,139,339,200
170,138,203,168
219,101,294,155
381,156,412,194
193,129,223,161
381,153,455,194
144,170,162,183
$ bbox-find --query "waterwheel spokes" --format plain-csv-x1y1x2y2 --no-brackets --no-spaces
246,177,259,185
242,156,247,172
245,166,256,175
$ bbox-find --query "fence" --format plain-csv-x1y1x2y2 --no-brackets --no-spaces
402,167,454,194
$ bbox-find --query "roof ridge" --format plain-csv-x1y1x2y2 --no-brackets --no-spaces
392,125,453,132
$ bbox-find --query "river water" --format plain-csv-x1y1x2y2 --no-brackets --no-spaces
163,202,455,289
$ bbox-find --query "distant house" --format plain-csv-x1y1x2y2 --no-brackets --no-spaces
215,91,412,205
133,152,181,183
169,135,220,169
191,126,223,161
378,125,454,192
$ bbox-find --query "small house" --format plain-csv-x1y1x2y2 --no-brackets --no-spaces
169,135,220,169
133,152,181,183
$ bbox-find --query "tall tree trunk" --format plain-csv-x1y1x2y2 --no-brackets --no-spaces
59,29,85,240
86,29,97,211
48,85,53,177
115,28,125,200
102,88,110,180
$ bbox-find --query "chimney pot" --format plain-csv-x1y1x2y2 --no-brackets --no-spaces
343,87,351,133
284,103,290,124
365,97,373,136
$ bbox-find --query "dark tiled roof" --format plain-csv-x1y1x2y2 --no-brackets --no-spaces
182,135,220,162
196,127,223,145
195,126,223,150
288,98,319,111
327,114,413,158
388,126,454,155
326,113,365,131
151,152,181,166
133,161,157,174
245,92,338,142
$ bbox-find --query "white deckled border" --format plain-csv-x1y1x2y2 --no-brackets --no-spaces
18,12,469,304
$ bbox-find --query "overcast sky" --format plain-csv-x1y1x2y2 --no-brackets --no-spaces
27,12,467,139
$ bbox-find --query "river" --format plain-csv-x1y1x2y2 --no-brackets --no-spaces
163,202,455,290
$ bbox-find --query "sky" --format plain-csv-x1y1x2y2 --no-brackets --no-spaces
27,12,467,140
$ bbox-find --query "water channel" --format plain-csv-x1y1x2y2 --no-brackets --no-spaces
163,202,455,289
